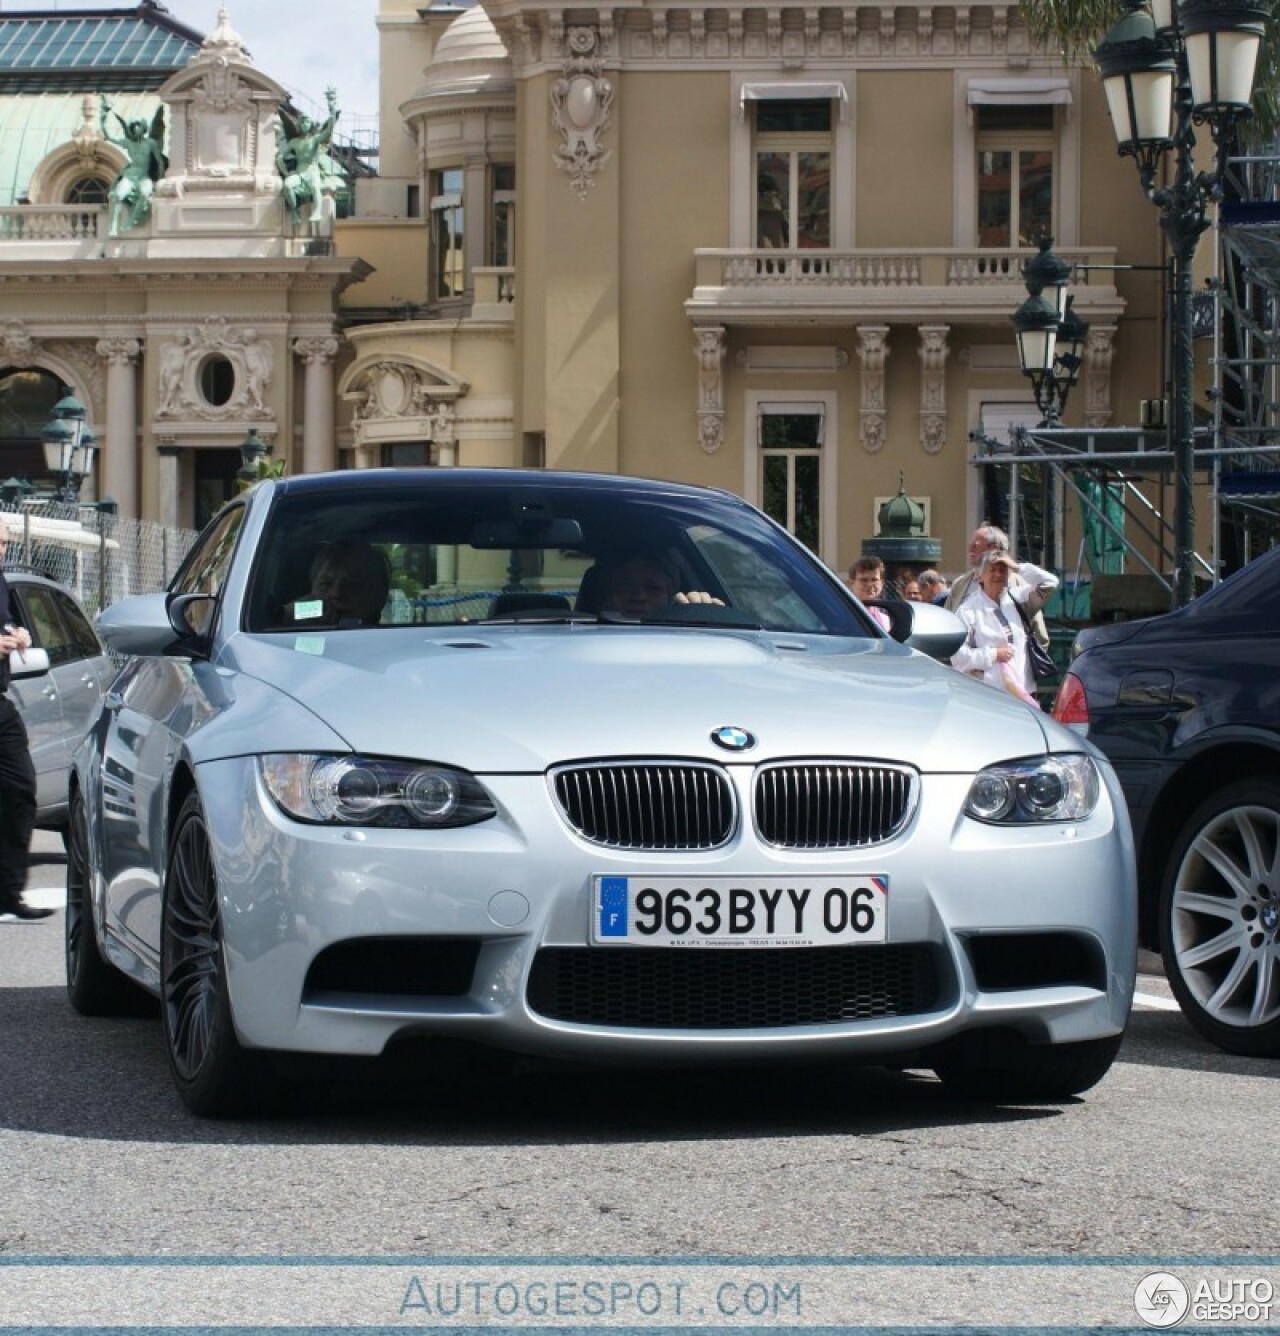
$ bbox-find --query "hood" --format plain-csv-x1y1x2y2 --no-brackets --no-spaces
222,626,1049,772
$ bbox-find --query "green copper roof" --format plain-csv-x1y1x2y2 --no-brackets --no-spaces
0,89,159,205
0,6,203,93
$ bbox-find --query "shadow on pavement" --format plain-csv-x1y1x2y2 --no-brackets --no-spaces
0,982,1074,1146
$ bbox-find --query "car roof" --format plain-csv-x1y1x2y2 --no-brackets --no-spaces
268,467,748,507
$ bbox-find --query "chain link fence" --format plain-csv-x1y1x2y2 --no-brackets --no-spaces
1,500,199,617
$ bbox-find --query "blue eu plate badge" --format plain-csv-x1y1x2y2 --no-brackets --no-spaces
598,877,628,937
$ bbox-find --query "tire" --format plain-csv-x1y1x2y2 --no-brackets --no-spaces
932,1032,1123,1102
1159,778,1280,1057
161,792,279,1117
65,788,147,1016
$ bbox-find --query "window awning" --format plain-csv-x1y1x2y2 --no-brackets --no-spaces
741,81,848,119
967,77,1072,107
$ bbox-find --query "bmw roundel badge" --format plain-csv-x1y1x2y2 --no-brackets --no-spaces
711,725,756,752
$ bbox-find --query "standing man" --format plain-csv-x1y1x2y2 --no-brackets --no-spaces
0,518,52,922
945,523,1053,648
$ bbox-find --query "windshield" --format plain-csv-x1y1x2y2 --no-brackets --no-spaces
243,476,870,638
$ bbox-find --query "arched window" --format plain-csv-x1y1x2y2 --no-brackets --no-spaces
0,367,64,481
65,177,110,207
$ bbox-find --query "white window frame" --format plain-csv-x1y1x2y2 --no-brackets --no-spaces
430,167,466,302
744,389,838,566
731,73,854,249
953,72,1081,248
975,130,1056,250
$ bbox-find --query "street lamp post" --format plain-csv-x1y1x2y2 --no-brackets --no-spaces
1012,237,1090,426
237,428,270,484
39,394,98,505
1095,0,1268,607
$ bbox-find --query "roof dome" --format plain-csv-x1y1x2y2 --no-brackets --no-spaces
433,7,508,66
406,5,512,107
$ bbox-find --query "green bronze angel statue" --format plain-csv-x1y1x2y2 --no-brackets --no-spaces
99,97,167,236
275,88,346,227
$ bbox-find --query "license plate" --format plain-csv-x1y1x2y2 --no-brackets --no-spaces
591,875,888,947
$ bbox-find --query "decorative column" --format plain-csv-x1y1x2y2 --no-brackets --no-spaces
694,326,726,454
856,325,890,453
294,336,339,475
917,325,950,454
95,338,140,517
1084,326,1117,429
155,442,181,532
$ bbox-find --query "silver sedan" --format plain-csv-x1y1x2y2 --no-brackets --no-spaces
68,469,1136,1116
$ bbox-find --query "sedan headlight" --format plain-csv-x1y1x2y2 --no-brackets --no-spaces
964,754,1100,824
259,754,496,828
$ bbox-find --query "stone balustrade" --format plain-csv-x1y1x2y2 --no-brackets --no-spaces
0,206,104,242
698,246,1115,291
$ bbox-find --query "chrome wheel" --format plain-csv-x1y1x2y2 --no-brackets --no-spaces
1162,781,1280,1056
162,797,221,1082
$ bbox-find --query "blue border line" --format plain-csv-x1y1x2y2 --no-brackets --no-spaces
0,1254,1277,1266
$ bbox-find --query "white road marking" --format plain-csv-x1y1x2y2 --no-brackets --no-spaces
1133,989,1181,1011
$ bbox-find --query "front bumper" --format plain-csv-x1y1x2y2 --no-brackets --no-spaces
197,756,1138,1062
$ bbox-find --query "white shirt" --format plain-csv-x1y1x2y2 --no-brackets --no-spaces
950,561,1059,698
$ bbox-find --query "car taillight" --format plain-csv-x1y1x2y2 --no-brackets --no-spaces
1052,671,1090,726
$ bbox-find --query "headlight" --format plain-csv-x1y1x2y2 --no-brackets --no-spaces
964,754,1100,824
259,754,496,828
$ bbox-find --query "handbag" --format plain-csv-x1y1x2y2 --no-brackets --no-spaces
1015,602,1057,680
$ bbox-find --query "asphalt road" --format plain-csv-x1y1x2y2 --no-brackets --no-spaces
2,830,1276,1269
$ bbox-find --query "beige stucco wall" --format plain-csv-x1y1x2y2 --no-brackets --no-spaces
856,70,954,247
618,70,730,489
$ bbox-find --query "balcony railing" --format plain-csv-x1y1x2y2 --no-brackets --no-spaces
689,246,1122,323
0,205,104,242
698,246,1114,289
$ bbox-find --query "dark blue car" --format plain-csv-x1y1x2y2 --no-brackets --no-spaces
1053,547,1280,1056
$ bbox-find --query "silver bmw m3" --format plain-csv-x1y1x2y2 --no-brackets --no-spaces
67,469,1136,1116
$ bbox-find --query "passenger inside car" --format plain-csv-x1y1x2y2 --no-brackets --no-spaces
579,549,726,618
290,540,391,627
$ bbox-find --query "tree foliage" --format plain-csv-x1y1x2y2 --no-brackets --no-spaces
1019,0,1280,139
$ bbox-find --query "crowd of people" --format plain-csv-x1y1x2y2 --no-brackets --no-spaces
843,522,1059,709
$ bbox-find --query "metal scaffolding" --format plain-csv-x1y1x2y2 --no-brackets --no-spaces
971,146,1280,610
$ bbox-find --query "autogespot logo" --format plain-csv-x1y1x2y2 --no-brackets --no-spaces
1134,1272,1191,1328
711,726,756,752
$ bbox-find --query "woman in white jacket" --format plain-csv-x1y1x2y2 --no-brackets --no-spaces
950,550,1059,706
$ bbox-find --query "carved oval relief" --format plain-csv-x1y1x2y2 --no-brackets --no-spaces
565,76,598,130
375,367,411,417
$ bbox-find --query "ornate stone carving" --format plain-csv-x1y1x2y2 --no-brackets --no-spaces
918,325,950,455
1,321,36,367
344,359,463,448
694,326,726,454
1084,325,1117,428
95,337,141,366
550,27,615,200
856,325,890,454
918,7,934,51
44,340,104,415
767,9,782,56
728,9,744,56
293,336,340,366
154,318,274,420
804,8,820,54
691,10,706,58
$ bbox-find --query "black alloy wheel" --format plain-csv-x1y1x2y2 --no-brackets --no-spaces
65,787,145,1016
161,791,278,1116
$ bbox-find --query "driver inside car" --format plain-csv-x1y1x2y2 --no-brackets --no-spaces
598,550,724,618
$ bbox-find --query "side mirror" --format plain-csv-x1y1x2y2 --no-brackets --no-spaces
168,592,217,642
8,645,50,679
869,598,967,662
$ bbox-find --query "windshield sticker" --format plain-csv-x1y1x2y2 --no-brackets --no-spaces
294,635,326,656
293,598,324,620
